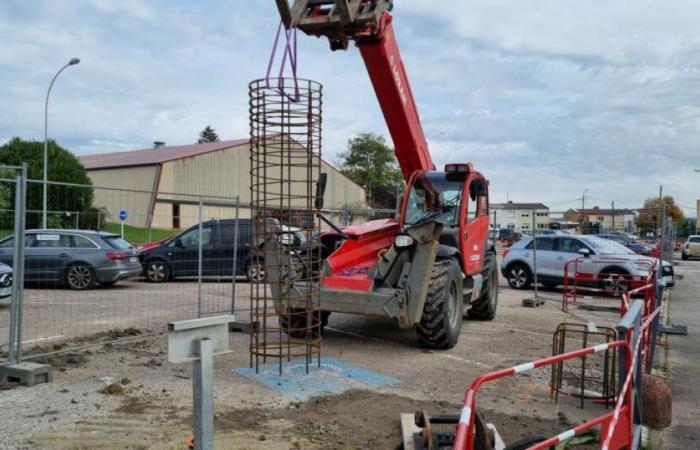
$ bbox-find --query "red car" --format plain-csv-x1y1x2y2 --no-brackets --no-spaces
136,236,173,251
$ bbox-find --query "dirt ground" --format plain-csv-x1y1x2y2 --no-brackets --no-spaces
0,273,633,449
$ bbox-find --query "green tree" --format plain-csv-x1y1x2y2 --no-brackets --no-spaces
678,217,697,239
197,125,220,143
635,196,684,232
338,133,404,207
0,138,93,229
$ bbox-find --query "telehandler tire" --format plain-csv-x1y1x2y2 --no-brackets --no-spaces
279,309,329,338
417,259,463,349
468,251,499,320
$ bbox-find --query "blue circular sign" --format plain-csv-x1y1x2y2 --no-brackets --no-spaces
118,209,128,221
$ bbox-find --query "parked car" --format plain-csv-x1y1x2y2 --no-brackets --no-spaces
682,235,700,260
597,234,655,256
501,234,674,294
139,219,307,283
498,228,522,246
0,230,141,290
0,262,12,305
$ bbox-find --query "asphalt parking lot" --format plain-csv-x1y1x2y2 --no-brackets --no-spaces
0,278,239,349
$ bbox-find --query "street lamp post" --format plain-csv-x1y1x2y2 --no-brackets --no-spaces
43,57,80,229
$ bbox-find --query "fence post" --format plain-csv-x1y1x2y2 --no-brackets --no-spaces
615,299,644,447
197,196,203,318
96,212,101,231
230,196,240,315
8,167,27,363
532,209,538,298
193,338,214,450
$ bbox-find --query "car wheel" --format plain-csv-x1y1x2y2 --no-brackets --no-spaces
145,261,169,283
65,263,96,290
506,263,532,290
600,269,630,296
246,260,266,282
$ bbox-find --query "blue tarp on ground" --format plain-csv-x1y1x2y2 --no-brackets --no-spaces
233,357,398,400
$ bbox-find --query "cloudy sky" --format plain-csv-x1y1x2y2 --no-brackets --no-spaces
1,1,698,214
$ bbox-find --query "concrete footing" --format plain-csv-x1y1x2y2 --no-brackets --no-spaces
0,362,53,386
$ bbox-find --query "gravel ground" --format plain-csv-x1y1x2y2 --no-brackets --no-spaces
0,266,632,449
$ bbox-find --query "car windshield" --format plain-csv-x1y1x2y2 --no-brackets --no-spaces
103,236,133,250
404,172,463,226
583,236,635,255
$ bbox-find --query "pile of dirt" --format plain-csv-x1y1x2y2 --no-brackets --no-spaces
211,389,583,449
33,351,90,370
99,383,124,395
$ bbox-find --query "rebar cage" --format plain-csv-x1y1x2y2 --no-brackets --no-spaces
550,322,617,409
249,78,323,375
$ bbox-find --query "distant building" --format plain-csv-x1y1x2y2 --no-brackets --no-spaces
564,206,636,232
491,201,550,232
79,138,366,229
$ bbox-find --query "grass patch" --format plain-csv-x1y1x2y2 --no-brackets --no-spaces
102,223,176,245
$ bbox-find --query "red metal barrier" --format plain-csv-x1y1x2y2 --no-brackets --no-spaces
620,282,658,372
562,257,656,313
452,341,629,450
454,300,662,450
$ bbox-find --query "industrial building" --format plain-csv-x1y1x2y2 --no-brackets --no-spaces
79,138,367,229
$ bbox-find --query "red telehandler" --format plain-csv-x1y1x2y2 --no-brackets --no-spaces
271,0,498,349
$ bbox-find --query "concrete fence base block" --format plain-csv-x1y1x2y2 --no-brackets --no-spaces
0,362,53,386
521,297,545,307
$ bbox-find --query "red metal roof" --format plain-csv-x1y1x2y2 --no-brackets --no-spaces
79,138,249,170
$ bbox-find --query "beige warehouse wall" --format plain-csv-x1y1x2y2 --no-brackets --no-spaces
151,202,251,230
157,142,366,210
86,165,159,228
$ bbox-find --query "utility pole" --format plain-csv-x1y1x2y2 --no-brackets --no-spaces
579,188,588,234
611,201,615,231
658,185,663,238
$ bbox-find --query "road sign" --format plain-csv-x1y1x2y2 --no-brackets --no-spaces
118,209,128,222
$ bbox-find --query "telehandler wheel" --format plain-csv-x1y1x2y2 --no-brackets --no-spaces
467,251,499,320
417,259,463,350
279,309,330,338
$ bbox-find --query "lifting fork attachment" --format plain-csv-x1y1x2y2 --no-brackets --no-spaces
275,0,393,50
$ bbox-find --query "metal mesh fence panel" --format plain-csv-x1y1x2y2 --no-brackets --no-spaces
0,179,242,358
